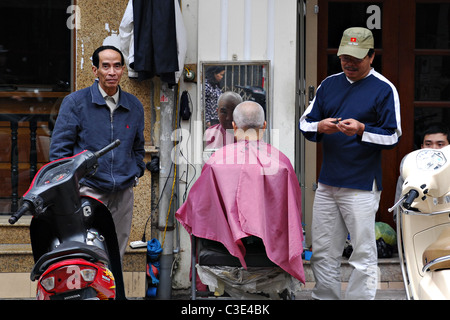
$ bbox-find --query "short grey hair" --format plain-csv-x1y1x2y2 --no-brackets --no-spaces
217,91,242,107
232,101,265,130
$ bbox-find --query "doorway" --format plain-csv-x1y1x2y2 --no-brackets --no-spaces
0,0,72,214
314,0,450,226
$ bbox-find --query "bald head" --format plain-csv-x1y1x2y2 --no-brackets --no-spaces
232,101,265,130
218,91,242,107
232,101,266,141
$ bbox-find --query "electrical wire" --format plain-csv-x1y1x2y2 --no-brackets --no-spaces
140,86,196,247
140,84,178,245
179,91,196,202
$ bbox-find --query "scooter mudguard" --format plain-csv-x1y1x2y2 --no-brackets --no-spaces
29,196,126,300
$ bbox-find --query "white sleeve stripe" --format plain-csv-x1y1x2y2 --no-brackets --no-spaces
370,70,402,138
362,131,400,145
299,98,317,132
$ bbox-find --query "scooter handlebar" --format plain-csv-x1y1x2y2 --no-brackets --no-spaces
9,202,31,225
94,139,121,159
403,189,420,210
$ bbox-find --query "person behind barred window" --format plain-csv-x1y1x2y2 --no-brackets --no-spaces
204,65,225,128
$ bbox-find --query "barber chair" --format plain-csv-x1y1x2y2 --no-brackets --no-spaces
191,235,296,299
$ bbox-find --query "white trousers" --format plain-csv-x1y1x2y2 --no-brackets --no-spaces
311,182,381,300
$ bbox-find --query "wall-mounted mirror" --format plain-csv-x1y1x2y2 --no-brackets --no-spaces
201,61,270,151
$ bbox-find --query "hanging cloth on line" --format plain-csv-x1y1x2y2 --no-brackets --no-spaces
119,0,187,85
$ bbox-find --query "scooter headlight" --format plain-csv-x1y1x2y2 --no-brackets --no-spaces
416,149,446,171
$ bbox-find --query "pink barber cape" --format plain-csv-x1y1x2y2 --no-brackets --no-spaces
176,140,305,283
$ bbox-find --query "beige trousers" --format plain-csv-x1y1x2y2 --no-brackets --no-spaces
79,185,134,260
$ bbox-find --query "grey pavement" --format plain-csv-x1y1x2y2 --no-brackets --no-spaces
172,288,407,300
294,289,406,300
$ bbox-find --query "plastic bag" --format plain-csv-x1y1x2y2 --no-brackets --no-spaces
375,222,397,258
375,222,396,246
342,223,397,258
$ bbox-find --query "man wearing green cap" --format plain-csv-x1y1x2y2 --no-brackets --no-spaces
299,27,402,299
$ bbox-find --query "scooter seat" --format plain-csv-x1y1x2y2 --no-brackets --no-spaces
423,227,450,271
31,241,110,280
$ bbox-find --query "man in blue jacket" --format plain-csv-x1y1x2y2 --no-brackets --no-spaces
299,28,402,299
49,45,145,260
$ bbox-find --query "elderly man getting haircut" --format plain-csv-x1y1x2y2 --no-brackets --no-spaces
176,101,305,283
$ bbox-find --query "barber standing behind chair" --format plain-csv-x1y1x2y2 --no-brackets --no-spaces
49,45,146,260
177,101,305,284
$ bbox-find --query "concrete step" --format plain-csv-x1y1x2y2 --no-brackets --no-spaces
0,243,147,298
0,244,34,273
0,216,31,244
0,216,148,298
302,254,404,290
0,215,146,271
0,216,35,273
0,243,147,272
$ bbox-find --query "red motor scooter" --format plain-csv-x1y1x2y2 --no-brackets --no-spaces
9,140,126,300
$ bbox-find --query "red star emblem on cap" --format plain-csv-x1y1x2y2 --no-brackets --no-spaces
351,37,357,42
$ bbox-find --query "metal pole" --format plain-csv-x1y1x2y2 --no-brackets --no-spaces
156,83,175,299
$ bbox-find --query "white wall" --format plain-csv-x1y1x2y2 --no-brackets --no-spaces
197,0,298,161
173,0,299,289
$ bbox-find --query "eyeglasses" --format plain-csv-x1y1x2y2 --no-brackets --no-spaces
339,55,366,64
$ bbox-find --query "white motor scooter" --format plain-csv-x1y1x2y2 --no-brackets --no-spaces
389,144,450,299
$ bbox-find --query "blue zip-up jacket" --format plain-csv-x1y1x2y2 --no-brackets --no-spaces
49,81,146,192
299,69,402,191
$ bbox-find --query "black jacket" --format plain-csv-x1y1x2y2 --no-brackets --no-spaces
132,0,179,84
